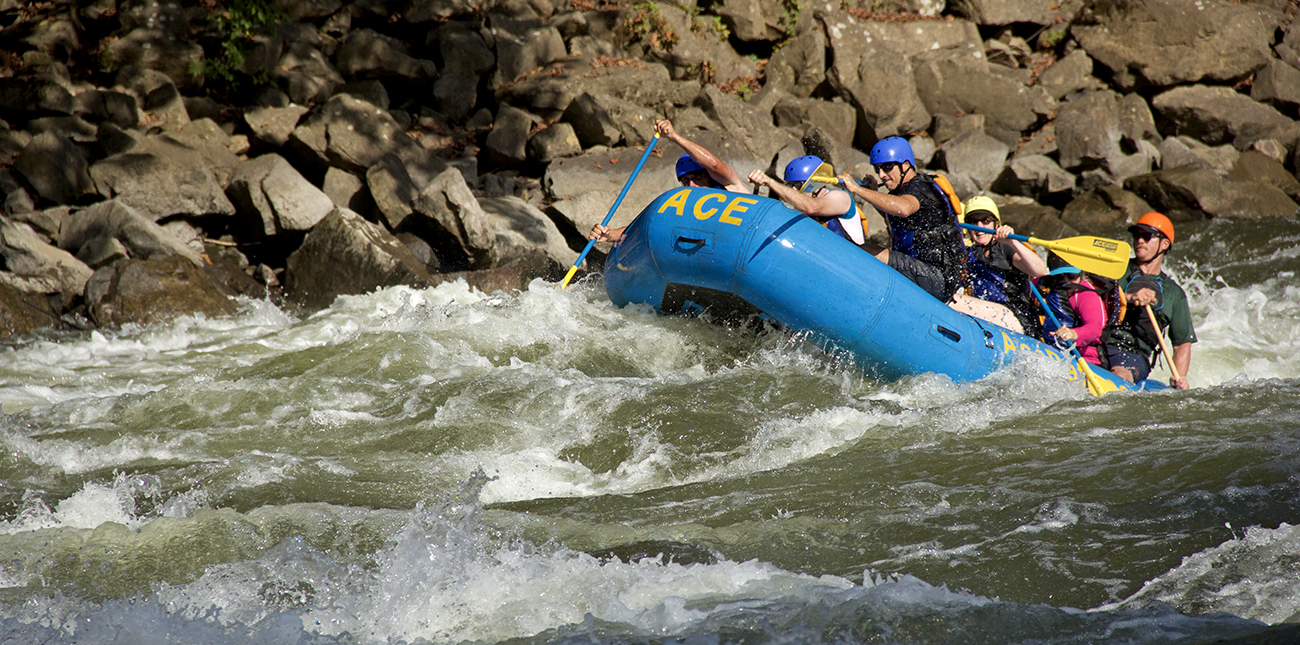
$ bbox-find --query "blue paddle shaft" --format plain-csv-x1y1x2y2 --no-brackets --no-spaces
567,134,661,274
960,222,1030,243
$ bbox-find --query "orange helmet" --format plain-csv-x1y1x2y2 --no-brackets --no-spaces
1128,211,1174,245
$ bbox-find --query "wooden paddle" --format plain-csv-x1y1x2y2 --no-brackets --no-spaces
561,132,661,289
1144,304,1182,382
960,223,1131,280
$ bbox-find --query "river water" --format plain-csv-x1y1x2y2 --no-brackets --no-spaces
1,215,1299,644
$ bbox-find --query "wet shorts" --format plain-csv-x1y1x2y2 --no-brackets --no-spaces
1106,347,1151,382
888,251,952,302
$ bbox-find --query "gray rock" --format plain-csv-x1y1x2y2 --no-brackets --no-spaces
489,15,567,90
773,97,856,146
933,114,985,146
913,55,1047,144
1054,91,1122,171
411,169,499,268
1251,58,1300,116
695,85,788,164
764,26,824,98
86,255,239,328
100,28,204,89
1152,84,1295,149
479,195,579,269
937,130,1009,190
14,132,96,205
273,42,344,105
0,74,74,117
0,280,58,339
432,22,495,76
485,105,539,168
0,217,93,303
948,0,1082,25
89,135,236,221
1073,0,1271,90
336,29,437,81
60,199,205,267
990,155,1076,200
501,55,682,121
823,15,931,143
1061,185,1153,235
1035,49,1102,100
623,5,758,84
323,167,367,211
288,94,418,174
561,92,656,148
1229,150,1300,203
367,153,423,230
73,89,140,129
244,104,311,148
432,73,481,122
284,207,434,311
227,154,335,236
527,123,582,163
1125,166,1300,221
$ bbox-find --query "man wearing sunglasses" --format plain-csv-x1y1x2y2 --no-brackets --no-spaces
835,136,967,304
590,119,748,243
1104,211,1195,389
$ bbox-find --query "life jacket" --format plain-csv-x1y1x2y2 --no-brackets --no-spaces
1042,275,1127,360
1099,273,1163,365
967,245,1042,338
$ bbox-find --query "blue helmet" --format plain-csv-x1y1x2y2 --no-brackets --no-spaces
870,136,915,168
675,154,705,178
783,155,824,183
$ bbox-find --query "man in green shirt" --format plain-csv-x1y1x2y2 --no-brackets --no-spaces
1106,212,1195,389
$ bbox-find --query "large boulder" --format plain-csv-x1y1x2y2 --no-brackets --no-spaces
0,217,93,304
1060,185,1153,235
410,169,500,269
227,154,335,236
562,92,657,149
912,54,1049,146
0,280,57,339
335,28,437,82
764,28,825,99
88,135,236,221
59,199,205,267
1124,166,1300,221
488,15,568,90
288,93,420,174
620,4,758,84
500,54,687,121
285,207,434,311
99,28,204,89
948,0,1083,25
822,15,934,143
479,195,579,270
85,255,239,328
14,132,96,206
1151,85,1296,149
1072,0,1271,90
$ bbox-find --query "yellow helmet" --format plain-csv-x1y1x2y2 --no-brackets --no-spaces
963,195,1000,226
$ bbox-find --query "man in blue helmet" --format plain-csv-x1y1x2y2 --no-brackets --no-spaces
836,136,968,303
589,119,747,243
746,155,865,246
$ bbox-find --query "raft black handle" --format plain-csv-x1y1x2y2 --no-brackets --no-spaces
676,237,707,245
936,325,961,343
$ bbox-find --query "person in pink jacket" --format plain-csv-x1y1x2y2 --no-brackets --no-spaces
1035,254,1109,366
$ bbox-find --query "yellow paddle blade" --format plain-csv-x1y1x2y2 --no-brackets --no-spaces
1028,235,1132,280
1079,358,1120,397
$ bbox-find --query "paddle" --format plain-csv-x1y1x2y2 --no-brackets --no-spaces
960,223,1131,280
560,132,661,289
1029,282,1118,397
1145,304,1182,383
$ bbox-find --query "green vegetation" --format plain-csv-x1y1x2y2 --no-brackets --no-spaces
618,2,679,51
195,0,286,86
780,0,803,38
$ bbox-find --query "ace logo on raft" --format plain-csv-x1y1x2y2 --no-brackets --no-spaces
657,188,757,226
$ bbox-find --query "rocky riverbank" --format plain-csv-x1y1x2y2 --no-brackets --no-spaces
1,0,1298,340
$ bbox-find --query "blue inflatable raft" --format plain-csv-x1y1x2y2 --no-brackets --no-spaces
602,187,1163,393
